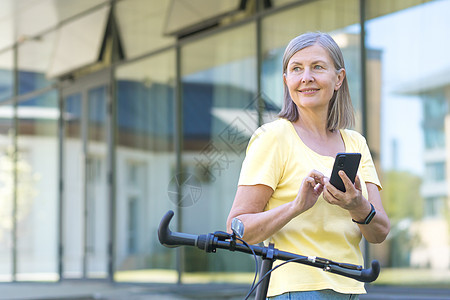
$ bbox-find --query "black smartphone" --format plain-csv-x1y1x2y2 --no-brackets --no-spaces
329,153,361,192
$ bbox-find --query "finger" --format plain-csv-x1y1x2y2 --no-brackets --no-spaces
339,170,355,192
304,177,316,188
324,178,341,196
309,169,325,184
322,189,332,203
323,186,338,204
354,175,362,190
314,182,324,194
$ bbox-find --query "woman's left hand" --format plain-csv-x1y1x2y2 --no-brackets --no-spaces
323,170,390,244
323,170,365,211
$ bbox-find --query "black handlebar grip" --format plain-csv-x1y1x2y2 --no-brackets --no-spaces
360,260,380,282
327,259,380,283
158,210,198,248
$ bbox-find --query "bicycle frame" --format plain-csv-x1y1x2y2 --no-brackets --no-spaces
158,210,380,299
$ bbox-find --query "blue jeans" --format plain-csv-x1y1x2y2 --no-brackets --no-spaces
269,289,359,300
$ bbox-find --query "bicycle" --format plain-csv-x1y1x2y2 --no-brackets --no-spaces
158,210,380,300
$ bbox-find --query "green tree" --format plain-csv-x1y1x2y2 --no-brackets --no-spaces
382,170,424,221
381,170,424,267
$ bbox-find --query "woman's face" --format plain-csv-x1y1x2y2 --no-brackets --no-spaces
284,44,345,113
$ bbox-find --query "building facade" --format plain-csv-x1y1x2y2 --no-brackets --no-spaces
0,0,449,288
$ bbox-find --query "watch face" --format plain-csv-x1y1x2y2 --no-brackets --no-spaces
364,209,377,224
231,218,245,238
365,204,376,224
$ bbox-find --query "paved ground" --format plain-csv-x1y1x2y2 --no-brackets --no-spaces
0,281,248,300
1,282,450,300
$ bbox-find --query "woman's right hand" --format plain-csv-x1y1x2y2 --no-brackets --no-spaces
292,169,325,214
226,170,325,244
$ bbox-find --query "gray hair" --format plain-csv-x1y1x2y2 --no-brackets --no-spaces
278,32,355,131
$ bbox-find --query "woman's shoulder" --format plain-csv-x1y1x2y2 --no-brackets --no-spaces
341,128,367,143
258,118,291,135
249,118,291,145
340,128,369,153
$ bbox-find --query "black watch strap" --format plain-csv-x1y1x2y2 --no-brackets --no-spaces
352,203,376,225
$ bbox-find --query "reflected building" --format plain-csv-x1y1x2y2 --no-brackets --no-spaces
396,70,450,269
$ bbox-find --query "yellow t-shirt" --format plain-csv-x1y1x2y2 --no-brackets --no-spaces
238,118,381,297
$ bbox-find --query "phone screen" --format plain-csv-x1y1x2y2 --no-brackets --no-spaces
329,153,361,192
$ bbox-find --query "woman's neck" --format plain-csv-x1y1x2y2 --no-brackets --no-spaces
293,108,330,138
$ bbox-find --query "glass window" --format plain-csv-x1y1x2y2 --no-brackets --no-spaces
115,0,175,60
86,84,109,278
62,72,110,280
422,91,447,150
115,50,176,283
47,5,110,78
16,90,59,281
0,50,14,102
0,102,14,281
0,0,108,50
424,196,445,219
425,162,445,182
180,23,257,282
62,92,83,279
164,0,241,35
366,0,450,286
18,32,56,95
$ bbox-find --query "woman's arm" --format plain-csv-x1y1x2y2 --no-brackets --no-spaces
227,170,325,245
351,182,390,243
227,184,293,245
323,172,390,244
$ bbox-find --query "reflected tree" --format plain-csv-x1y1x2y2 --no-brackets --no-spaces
382,170,423,267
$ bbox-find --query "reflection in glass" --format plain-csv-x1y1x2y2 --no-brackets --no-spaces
62,82,109,279
0,0,108,50
180,23,258,281
115,0,175,60
0,50,13,102
0,103,14,281
164,0,241,35
115,50,176,283
47,5,110,78
86,85,108,278
366,0,450,286
16,90,58,281
63,92,83,278
18,32,56,95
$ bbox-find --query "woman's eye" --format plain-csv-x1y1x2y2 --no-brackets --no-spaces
293,66,302,72
314,65,323,70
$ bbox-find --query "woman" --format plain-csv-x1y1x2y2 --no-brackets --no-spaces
226,32,390,299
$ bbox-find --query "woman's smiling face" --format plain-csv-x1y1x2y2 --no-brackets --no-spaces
283,44,345,112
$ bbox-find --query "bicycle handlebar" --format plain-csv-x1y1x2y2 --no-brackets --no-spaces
158,210,380,283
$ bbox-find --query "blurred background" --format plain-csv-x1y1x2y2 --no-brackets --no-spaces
0,0,449,292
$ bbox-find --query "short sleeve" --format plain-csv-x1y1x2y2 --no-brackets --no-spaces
238,126,284,191
359,135,382,190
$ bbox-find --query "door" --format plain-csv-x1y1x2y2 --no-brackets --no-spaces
61,69,112,279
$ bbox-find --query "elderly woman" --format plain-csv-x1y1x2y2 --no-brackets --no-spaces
227,32,390,299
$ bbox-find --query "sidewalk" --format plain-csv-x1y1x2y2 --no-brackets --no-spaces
1,282,450,300
0,281,249,300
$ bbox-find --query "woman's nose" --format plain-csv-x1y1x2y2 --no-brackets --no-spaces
301,68,314,83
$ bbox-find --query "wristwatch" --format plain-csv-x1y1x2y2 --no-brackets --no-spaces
352,203,376,225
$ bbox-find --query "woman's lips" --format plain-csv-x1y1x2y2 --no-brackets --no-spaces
299,88,319,95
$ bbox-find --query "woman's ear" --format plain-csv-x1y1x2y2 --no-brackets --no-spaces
335,68,346,90
283,73,287,85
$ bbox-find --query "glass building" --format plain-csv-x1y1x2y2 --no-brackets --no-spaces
1,0,450,289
